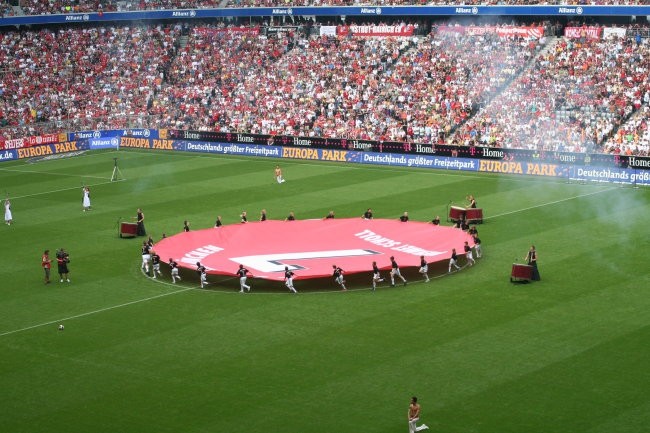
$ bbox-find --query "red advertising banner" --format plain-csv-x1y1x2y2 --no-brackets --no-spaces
1,138,25,150
0,132,65,150
193,26,260,36
337,24,415,37
27,133,63,146
439,25,543,39
564,26,602,40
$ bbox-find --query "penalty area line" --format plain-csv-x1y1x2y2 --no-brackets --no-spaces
0,287,192,338
485,186,617,220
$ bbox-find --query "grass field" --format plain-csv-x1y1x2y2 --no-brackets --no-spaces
1,149,649,433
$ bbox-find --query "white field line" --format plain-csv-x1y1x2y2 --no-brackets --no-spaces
0,167,110,180
485,186,617,220
0,287,192,338
8,179,125,200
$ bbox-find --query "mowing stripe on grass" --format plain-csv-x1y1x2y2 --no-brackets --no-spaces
10,179,126,200
0,287,192,338
486,186,616,220
0,167,111,180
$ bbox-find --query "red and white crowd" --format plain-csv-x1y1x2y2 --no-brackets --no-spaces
0,21,648,155
455,30,650,155
5,0,648,16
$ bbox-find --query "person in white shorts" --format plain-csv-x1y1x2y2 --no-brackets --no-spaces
448,248,461,273
464,241,475,266
237,264,251,292
408,396,428,433
418,256,430,282
284,266,297,293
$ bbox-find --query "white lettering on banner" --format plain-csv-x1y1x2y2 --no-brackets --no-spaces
237,134,254,143
187,143,222,152
244,147,280,157
628,157,650,169
481,147,504,158
3,139,25,149
352,140,373,150
555,153,577,163
363,153,407,165
576,168,629,181
355,229,446,257
231,249,380,273
293,137,312,147
180,244,224,268
415,144,435,154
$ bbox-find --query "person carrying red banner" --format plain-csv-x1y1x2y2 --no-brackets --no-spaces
389,256,407,287
284,266,297,293
371,261,384,291
332,265,347,291
237,264,252,293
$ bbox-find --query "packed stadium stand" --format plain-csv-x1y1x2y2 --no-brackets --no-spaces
4,0,649,16
0,16,648,155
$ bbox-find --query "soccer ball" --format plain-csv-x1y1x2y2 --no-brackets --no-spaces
58,324,65,330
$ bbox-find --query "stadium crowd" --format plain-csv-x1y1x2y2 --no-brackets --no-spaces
455,32,650,154
0,20,648,155
4,0,648,16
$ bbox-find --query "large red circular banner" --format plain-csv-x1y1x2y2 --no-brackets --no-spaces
153,218,475,281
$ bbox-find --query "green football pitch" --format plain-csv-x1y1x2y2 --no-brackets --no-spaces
1,149,648,433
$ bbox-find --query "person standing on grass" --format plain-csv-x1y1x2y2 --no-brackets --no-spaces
418,256,430,282
284,266,297,293
237,264,252,293
260,209,267,222
371,261,384,291
214,216,223,228
56,248,70,283
389,256,407,287
408,396,429,433
141,241,151,275
135,208,146,236
42,249,52,284
525,245,540,281
183,220,190,232
332,265,347,291
4,198,12,225
82,186,91,212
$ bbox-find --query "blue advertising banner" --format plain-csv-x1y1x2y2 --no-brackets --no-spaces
1,5,648,26
73,129,158,141
350,151,480,171
180,141,282,158
570,166,650,186
0,149,17,162
89,137,120,150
